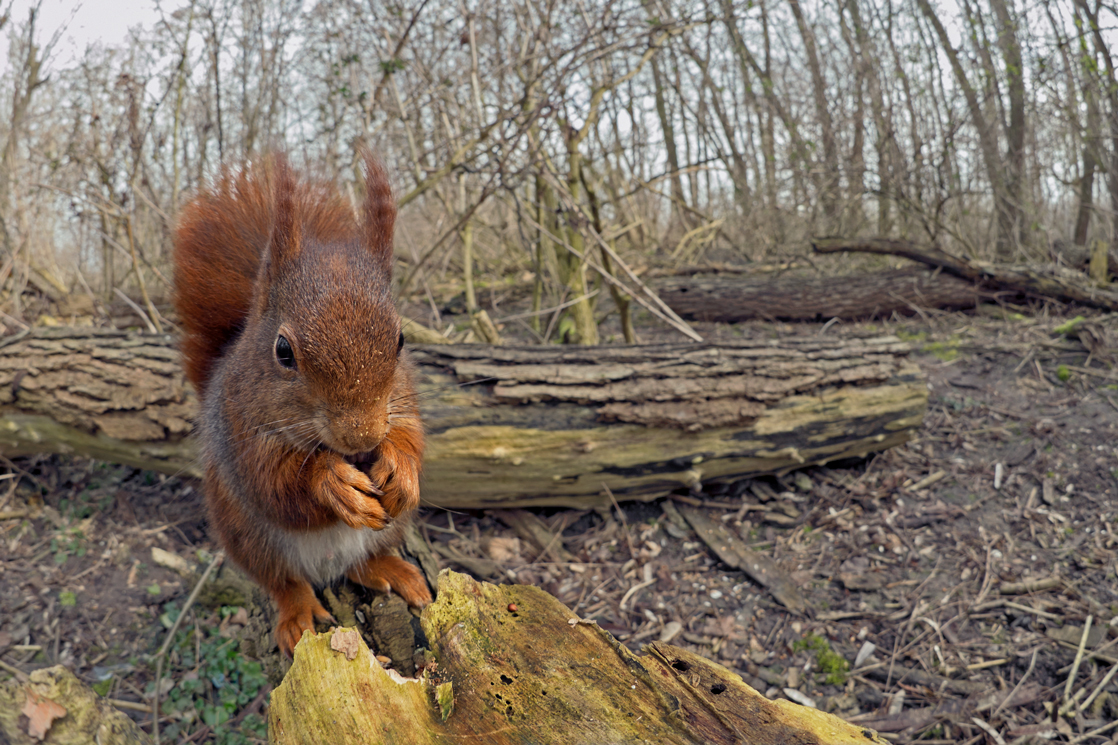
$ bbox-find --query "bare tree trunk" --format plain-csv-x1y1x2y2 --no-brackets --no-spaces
0,7,46,257
845,0,896,235
650,54,691,237
1075,0,1118,257
1074,88,1099,246
721,0,800,224
989,0,1027,251
787,0,840,222
916,0,1018,257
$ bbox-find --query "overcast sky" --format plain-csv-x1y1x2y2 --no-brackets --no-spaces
3,0,163,70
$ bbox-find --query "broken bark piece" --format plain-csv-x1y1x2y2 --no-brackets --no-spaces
674,504,806,613
269,571,885,744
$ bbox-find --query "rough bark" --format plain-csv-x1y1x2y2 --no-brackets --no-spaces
654,268,989,322
813,237,1118,310
268,570,888,745
0,327,927,509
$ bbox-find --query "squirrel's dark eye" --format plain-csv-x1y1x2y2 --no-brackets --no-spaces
275,335,296,369
397,332,405,354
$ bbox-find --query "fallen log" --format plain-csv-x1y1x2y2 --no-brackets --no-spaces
813,237,1118,311
1050,239,1118,278
654,267,989,321
268,570,888,745
0,327,927,509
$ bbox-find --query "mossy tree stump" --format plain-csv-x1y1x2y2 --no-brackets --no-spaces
269,571,887,745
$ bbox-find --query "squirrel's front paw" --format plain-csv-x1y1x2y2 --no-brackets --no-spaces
313,457,389,531
368,439,420,518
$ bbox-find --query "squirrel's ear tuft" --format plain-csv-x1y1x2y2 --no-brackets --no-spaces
268,152,301,269
360,149,396,275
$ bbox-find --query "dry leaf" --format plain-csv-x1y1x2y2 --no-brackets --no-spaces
22,689,67,741
330,628,361,661
484,536,523,564
151,546,193,576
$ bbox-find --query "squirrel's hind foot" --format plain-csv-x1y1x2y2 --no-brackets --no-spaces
274,580,335,657
347,555,432,608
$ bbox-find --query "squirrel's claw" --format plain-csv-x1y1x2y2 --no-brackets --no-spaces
274,583,333,657
368,440,420,518
314,456,390,531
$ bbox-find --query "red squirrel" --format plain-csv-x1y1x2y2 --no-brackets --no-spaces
172,151,431,656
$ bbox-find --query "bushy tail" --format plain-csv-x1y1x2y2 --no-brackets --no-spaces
173,158,280,394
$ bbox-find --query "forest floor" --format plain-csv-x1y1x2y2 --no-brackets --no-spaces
1,303,1117,744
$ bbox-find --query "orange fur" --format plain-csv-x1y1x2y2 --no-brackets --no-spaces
173,152,429,657
347,555,432,607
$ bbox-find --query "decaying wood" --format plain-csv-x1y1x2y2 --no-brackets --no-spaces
0,665,144,744
0,327,927,509
813,237,1118,311
1050,239,1118,278
268,570,888,745
653,267,989,321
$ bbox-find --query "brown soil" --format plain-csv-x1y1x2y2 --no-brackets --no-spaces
2,306,1117,744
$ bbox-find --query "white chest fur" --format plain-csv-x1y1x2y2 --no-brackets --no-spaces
273,521,399,586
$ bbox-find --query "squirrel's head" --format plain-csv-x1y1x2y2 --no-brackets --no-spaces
249,152,408,455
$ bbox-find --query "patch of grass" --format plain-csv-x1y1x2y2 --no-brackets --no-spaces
792,633,849,685
924,339,961,361
50,528,87,565
941,395,979,413
1057,365,1071,382
59,487,113,520
897,331,964,361
1053,316,1086,335
148,603,269,744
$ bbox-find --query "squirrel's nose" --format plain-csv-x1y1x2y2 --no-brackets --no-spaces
331,414,388,454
